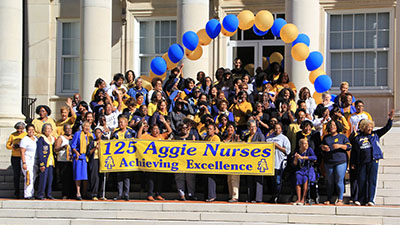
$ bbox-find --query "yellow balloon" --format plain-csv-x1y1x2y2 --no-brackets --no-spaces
141,78,153,91
162,53,178,70
309,68,325,84
313,91,323,105
221,26,237,37
149,70,167,80
238,10,255,30
262,57,269,70
280,23,299,43
244,64,255,77
197,29,212,46
269,52,284,64
185,45,203,60
255,10,274,31
291,43,310,61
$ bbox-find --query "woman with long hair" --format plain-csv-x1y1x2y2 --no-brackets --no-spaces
321,120,351,205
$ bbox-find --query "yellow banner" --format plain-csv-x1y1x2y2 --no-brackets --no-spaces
99,139,275,176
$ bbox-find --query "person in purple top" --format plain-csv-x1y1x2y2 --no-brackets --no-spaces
292,138,317,205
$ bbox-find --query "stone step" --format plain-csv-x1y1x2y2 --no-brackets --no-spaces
376,189,400,197
0,201,399,225
379,160,400,167
0,162,12,170
383,181,400,189
380,128,400,146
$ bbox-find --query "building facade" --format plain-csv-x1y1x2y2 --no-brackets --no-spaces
0,0,399,142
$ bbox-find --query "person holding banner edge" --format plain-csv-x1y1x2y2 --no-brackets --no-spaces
111,115,137,201
204,122,221,202
138,114,172,201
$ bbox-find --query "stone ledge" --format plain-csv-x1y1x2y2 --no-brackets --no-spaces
2,200,82,209
246,204,335,215
82,201,162,211
162,202,246,213
200,212,288,223
288,214,383,224
336,206,400,217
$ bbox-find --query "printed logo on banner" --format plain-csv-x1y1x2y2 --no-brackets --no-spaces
257,159,269,173
105,156,115,170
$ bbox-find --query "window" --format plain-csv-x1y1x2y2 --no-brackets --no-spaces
139,20,176,75
328,12,391,88
57,21,80,94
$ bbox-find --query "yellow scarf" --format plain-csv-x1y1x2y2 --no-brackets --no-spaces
40,135,55,167
159,109,168,116
79,131,93,155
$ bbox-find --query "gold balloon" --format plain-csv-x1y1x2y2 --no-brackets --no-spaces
162,53,178,70
185,45,203,60
141,78,153,91
149,70,167,80
280,23,299,43
255,10,274,31
309,68,325,84
291,43,310,61
238,10,255,30
262,57,269,70
313,91,323,105
197,29,212,46
244,64,255,77
221,26,237,37
269,52,284,64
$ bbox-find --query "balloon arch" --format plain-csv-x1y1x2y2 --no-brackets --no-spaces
146,9,332,95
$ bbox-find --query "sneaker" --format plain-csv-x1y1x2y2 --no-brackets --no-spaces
92,197,98,201
367,202,375,206
354,201,361,206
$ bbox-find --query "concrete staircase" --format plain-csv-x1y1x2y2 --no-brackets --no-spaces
0,200,399,225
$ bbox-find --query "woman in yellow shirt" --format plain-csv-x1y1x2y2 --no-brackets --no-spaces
229,91,253,134
56,98,77,136
274,72,297,95
32,105,58,138
204,123,221,202
6,122,26,198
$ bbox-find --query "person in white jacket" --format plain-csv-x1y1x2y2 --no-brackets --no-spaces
266,123,291,203
19,124,38,199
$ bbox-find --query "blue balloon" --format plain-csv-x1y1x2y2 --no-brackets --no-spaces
253,25,268,36
271,18,287,37
314,75,332,93
206,19,221,39
182,31,199,51
222,15,239,33
150,57,167,75
168,44,184,63
306,51,324,71
292,33,310,47
330,94,337,102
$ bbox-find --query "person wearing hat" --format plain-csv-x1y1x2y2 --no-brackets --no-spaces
32,105,58,137
6,121,27,198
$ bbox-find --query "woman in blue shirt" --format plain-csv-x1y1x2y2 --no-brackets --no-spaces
321,120,351,205
71,121,93,200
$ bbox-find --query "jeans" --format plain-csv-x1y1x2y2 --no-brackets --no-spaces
358,160,379,204
325,162,347,201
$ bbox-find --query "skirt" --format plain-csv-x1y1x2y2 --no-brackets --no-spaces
73,154,88,181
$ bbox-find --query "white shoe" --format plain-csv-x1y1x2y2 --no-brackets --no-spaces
367,202,375,206
354,201,361,206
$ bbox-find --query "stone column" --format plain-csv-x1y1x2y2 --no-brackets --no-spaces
285,0,320,94
394,2,400,126
80,0,112,102
0,0,24,127
177,0,210,79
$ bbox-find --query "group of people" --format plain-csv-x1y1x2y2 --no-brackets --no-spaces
6,58,394,206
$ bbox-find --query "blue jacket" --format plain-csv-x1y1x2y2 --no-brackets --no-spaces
351,119,392,164
111,128,137,139
36,136,55,168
